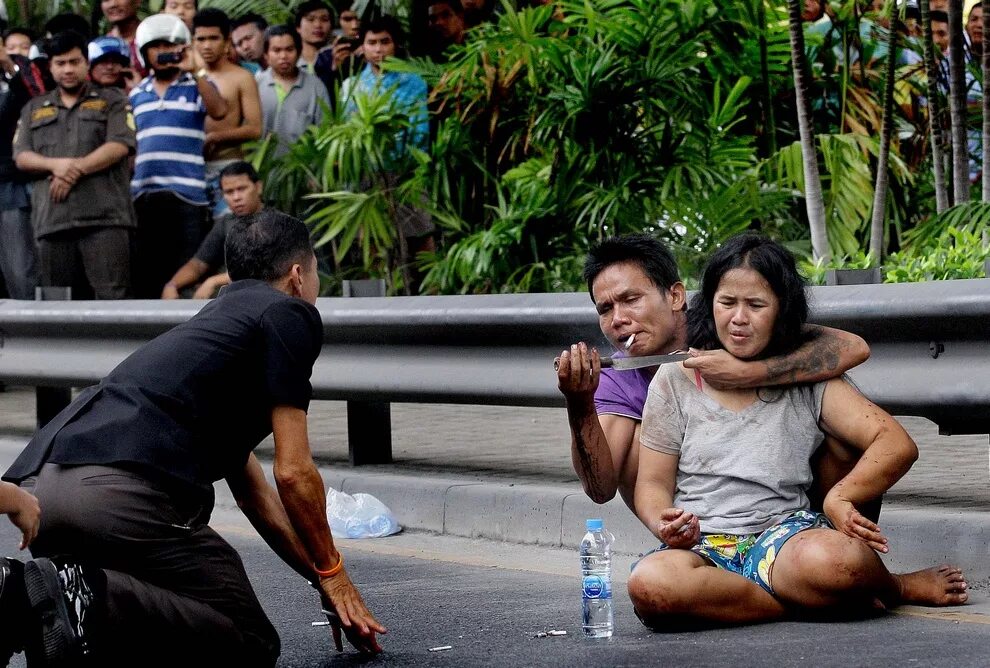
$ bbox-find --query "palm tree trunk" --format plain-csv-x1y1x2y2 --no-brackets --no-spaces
17,0,31,23
757,0,777,158
982,0,990,199
787,0,830,261
870,1,899,262
919,0,951,211
948,0,971,203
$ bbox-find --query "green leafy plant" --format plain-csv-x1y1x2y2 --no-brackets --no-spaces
884,227,989,282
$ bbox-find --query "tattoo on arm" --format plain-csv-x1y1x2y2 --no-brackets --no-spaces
763,327,847,384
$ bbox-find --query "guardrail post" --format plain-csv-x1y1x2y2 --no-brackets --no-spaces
341,279,392,466
35,286,72,429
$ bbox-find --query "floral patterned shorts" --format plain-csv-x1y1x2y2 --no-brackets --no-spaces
644,510,832,595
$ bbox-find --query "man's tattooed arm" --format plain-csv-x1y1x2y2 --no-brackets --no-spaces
763,325,870,385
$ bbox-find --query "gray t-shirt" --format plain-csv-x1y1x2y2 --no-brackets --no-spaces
640,364,827,535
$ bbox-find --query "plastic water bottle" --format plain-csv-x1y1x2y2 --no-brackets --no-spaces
580,518,614,638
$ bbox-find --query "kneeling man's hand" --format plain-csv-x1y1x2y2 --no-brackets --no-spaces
318,570,387,654
657,508,700,549
823,490,889,554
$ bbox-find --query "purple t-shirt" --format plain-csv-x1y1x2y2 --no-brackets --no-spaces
594,363,652,420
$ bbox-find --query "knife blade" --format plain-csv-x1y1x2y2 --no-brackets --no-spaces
601,352,690,370
553,352,690,372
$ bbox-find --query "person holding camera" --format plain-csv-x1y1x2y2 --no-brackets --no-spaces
129,13,228,299
314,1,364,98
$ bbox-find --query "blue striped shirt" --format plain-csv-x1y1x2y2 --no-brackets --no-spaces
129,73,209,206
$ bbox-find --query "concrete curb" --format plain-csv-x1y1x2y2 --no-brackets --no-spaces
228,455,990,582
2,437,986,582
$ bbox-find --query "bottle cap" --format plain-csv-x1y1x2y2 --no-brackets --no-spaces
586,518,603,531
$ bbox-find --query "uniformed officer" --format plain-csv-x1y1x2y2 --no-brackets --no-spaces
13,30,135,299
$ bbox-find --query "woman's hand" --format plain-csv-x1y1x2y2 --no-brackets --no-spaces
656,508,700,549
3,484,40,549
823,489,888,553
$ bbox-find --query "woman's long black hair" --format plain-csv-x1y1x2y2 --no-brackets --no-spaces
687,233,809,359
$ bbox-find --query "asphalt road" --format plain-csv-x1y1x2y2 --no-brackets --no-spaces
4,506,990,668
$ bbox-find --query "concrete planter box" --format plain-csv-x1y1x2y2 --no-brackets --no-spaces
825,267,882,286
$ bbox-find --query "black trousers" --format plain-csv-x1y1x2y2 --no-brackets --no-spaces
133,191,208,299
23,463,280,667
38,227,132,300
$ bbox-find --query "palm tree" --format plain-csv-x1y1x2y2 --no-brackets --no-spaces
787,0,830,261
787,0,832,262
919,0,951,211
948,0,970,204
870,0,899,261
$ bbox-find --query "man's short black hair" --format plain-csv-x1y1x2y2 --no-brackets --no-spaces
46,30,89,60
225,210,314,283
44,13,91,40
264,24,303,54
583,234,681,300
930,10,949,23
193,8,232,39
219,160,260,183
3,26,36,42
294,0,334,27
360,15,404,46
232,12,268,32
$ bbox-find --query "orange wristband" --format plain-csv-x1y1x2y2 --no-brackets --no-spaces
315,554,344,578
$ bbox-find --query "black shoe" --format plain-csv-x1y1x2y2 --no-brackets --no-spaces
0,557,30,665
23,558,93,667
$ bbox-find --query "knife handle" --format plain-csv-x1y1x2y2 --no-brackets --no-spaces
553,355,615,370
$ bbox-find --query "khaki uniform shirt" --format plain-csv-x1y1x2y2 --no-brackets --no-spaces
13,83,136,238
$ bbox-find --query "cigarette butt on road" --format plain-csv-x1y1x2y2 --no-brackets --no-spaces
428,645,453,652
312,621,331,627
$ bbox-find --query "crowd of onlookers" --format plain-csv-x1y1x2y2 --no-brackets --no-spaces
0,0,502,301
2,0,982,304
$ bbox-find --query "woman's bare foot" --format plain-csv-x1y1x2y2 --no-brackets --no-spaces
894,565,968,606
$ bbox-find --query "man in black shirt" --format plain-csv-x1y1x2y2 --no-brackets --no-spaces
162,160,263,299
2,210,385,666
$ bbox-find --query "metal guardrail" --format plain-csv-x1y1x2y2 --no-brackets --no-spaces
0,279,988,460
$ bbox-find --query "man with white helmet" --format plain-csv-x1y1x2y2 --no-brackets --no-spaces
87,36,136,92
129,13,227,298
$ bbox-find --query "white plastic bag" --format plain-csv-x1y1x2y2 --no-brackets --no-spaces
326,487,402,539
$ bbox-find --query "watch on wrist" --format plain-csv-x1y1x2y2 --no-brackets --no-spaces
195,68,208,80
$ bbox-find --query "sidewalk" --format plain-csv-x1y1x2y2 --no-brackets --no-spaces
1,387,987,584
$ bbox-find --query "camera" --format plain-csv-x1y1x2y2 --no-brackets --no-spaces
156,50,183,65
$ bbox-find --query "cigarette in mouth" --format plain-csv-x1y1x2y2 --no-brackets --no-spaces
624,333,636,349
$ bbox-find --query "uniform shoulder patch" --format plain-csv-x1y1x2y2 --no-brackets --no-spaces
31,106,58,122
80,99,108,112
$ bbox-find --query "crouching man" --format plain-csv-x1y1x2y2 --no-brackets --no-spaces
2,209,385,667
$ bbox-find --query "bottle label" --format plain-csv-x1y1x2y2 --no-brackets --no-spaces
582,575,611,599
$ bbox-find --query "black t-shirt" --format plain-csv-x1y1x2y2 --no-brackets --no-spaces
195,213,237,269
3,280,323,495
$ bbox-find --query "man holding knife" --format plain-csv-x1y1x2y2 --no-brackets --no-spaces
556,234,871,513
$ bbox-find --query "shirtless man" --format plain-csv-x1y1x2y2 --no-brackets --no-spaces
192,8,262,219
556,234,871,513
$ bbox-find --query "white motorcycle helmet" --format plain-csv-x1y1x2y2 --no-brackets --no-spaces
135,13,191,68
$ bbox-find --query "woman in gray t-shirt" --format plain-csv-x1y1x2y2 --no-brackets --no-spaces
630,234,968,629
